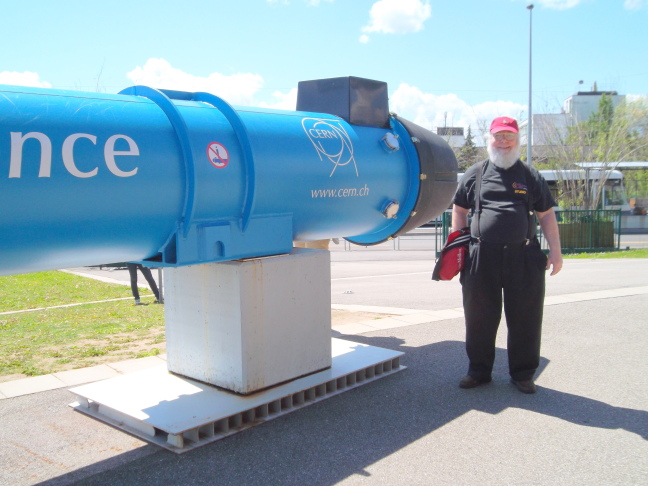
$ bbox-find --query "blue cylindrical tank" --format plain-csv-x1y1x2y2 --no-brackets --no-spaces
0,81,457,276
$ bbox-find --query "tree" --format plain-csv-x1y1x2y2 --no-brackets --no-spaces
586,94,613,141
457,125,479,171
624,169,648,202
540,96,648,209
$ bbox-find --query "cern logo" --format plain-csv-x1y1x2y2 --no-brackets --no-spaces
302,117,358,177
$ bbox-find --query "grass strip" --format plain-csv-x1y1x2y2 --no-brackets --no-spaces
0,270,136,311
563,248,648,259
0,271,164,378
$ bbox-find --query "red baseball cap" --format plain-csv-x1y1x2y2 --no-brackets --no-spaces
490,116,519,133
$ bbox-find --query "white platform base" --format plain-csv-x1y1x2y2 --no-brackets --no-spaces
70,339,405,453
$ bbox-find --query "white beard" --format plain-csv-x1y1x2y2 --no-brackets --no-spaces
487,142,521,169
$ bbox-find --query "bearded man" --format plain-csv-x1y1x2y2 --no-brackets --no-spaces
451,116,563,394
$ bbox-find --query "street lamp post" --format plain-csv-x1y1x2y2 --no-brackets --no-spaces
527,3,534,166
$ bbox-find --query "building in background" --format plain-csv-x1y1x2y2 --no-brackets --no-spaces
563,90,625,124
519,89,626,157
436,126,465,148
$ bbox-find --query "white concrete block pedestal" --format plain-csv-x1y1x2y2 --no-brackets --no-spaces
71,249,405,452
164,248,332,394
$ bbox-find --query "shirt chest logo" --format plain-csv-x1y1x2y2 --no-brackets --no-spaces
512,182,528,195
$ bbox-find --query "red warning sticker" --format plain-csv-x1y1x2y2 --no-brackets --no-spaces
207,142,229,169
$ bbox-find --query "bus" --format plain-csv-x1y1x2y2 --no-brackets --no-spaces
422,167,631,228
453,168,630,211
538,169,631,212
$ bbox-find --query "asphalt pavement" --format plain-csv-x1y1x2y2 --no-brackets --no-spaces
0,247,647,486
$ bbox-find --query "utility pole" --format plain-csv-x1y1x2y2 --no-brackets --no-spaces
527,3,534,166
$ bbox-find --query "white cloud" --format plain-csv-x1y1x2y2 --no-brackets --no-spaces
362,0,431,38
359,34,370,44
258,88,298,110
627,94,648,102
624,0,647,10
122,60,530,142
126,58,264,106
389,83,526,142
0,71,52,88
532,0,583,9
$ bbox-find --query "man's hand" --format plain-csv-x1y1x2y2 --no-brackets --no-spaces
546,250,563,276
537,208,563,276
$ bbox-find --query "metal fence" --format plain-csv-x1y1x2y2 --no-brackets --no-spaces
439,209,623,254
339,208,648,254
546,209,622,253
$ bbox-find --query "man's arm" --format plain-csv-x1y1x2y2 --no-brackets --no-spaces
536,208,563,276
452,205,470,232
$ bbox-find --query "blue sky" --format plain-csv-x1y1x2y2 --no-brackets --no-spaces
1,0,646,139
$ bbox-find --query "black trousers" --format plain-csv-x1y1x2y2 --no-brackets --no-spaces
126,263,160,301
460,240,547,382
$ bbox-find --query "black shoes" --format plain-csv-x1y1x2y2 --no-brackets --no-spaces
510,379,537,394
459,375,492,389
459,375,537,394
133,298,164,305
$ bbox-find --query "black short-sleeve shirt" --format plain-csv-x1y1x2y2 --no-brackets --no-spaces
453,160,556,244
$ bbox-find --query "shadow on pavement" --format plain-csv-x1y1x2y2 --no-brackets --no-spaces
39,333,648,486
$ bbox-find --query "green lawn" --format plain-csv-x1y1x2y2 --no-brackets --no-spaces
563,248,648,259
0,271,136,311
0,271,164,379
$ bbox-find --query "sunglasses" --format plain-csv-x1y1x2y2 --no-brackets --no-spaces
492,132,517,141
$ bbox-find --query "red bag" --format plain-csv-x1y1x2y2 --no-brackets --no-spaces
432,227,470,281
